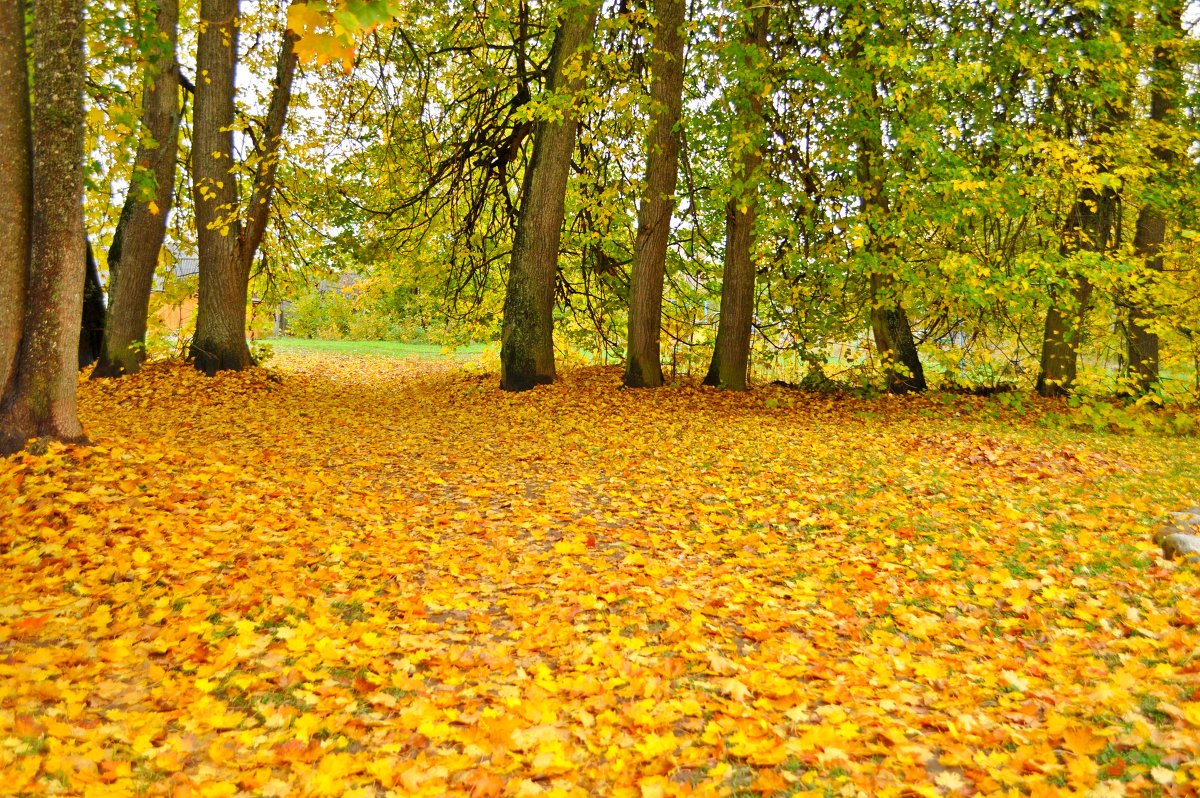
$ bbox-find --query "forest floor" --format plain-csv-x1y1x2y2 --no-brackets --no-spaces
2,352,1200,798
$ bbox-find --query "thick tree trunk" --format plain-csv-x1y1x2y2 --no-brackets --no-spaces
190,2,297,375
703,8,769,391
0,0,87,455
500,2,597,391
1036,188,1114,397
870,272,926,394
0,0,31,399
78,240,105,368
623,0,685,389
1125,2,1182,396
93,0,180,378
189,0,248,375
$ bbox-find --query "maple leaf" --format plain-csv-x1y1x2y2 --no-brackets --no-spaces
1062,727,1107,757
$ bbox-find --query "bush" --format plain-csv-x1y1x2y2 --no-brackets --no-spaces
288,291,354,339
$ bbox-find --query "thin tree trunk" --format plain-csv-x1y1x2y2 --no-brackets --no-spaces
1036,187,1115,397
624,0,685,388
78,239,105,368
703,8,769,391
93,0,180,378
1126,2,1182,395
238,21,297,279
0,0,87,455
500,2,598,391
189,0,247,375
1127,208,1164,392
0,0,31,399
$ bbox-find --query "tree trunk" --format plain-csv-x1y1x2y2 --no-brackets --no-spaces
870,272,926,394
1127,207,1164,393
93,0,180,378
1126,2,1182,396
855,66,925,394
190,2,297,375
238,20,298,279
623,0,685,389
500,2,597,391
189,0,248,375
703,8,769,391
0,0,87,455
78,239,105,368
0,0,31,399
1036,187,1115,397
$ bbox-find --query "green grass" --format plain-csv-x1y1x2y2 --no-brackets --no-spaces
260,337,489,360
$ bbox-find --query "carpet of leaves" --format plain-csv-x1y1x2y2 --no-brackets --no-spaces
3,353,1200,798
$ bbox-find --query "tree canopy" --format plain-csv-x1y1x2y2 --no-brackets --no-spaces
14,0,1200,405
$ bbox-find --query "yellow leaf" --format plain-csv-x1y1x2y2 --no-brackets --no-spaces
287,2,327,36
1063,726,1106,757
934,771,967,792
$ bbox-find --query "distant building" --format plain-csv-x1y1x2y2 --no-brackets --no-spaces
152,253,199,291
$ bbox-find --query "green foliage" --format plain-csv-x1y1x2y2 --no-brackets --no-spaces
79,0,1200,397
287,291,357,340
1045,396,1199,437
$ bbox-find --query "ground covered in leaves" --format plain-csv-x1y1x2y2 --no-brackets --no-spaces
3,353,1200,798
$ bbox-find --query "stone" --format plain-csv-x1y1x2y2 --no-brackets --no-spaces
1160,533,1200,563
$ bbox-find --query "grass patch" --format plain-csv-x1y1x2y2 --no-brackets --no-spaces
261,337,488,360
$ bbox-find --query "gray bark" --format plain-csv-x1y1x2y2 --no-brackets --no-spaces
1,0,87,454
500,2,598,391
93,0,180,378
623,0,685,388
703,8,769,391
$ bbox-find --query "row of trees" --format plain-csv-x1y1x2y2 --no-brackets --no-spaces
292,0,1199,397
1,0,297,453
2,0,1198,453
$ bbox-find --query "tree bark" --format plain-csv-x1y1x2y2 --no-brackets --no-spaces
500,2,598,391
855,73,925,394
623,0,685,389
870,272,926,394
0,0,87,455
703,8,769,391
1126,2,1182,396
78,239,105,368
190,0,248,374
93,0,180,378
190,1,298,375
0,0,31,399
239,23,297,281
1127,207,1164,393
1036,187,1115,397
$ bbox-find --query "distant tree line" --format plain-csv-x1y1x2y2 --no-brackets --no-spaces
1,0,1197,454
